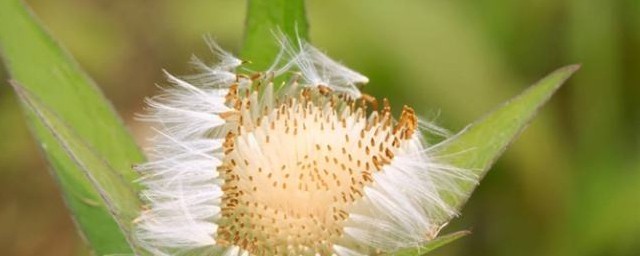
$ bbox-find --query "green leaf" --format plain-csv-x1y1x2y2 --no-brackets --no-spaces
434,65,580,209
241,0,309,70
394,231,471,256
0,0,144,254
11,82,142,253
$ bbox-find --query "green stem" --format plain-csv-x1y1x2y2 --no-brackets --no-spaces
241,0,309,71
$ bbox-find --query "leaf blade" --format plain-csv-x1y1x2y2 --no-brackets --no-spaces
12,82,142,252
241,0,309,70
0,0,144,253
394,231,471,256
435,65,580,209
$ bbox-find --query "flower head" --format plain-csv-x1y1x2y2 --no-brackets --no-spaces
135,36,475,256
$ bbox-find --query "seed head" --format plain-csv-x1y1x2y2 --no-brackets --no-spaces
135,36,476,256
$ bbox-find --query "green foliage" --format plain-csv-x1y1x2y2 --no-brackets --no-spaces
11,82,143,253
242,0,308,71
0,0,143,254
394,231,471,256
389,65,578,256
0,0,581,255
435,65,580,209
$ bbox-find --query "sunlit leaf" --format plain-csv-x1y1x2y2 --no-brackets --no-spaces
241,0,308,71
434,65,580,209
0,0,144,254
11,82,142,253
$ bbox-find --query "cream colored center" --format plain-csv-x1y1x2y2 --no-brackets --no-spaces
216,96,413,255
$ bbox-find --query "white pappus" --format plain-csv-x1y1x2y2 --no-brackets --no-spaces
134,35,477,256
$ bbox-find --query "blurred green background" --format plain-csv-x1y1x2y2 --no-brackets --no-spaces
0,0,638,255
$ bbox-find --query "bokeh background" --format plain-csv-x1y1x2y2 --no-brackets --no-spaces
1,0,638,255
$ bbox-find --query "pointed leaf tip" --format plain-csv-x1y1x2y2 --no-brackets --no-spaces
434,65,579,209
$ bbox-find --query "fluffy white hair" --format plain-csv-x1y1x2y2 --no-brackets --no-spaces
134,36,475,256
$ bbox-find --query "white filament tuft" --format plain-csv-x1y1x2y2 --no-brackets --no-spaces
276,34,369,98
134,44,240,254
341,132,476,252
135,34,475,256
